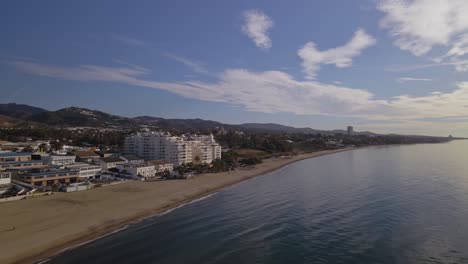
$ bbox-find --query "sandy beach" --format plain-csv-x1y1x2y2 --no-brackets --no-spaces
0,148,354,264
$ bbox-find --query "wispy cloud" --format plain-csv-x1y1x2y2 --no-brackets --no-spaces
385,59,468,72
6,59,468,123
375,0,468,76
162,53,211,75
397,77,432,83
377,0,468,56
112,34,147,46
241,10,274,50
298,29,376,79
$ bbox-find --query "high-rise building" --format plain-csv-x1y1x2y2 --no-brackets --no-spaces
124,132,221,166
124,132,192,166
347,126,354,136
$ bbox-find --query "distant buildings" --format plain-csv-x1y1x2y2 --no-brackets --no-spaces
347,126,354,136
124,132,221,166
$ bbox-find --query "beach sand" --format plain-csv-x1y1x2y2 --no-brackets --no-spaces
0,148,353,264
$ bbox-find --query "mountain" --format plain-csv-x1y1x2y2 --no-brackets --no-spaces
0,103,47,119
28,107,137,127
0,103,373,135
133,116,227,131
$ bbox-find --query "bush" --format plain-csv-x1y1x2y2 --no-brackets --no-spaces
239,157,262,165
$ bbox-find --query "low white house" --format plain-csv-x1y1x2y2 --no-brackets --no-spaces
149,160,174,173
117,163,155,179
100,157,126,170
66,162,102,180
0,170,11,185
43,154,76,166
122,155,145,165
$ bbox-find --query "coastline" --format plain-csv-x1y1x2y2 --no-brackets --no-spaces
0,147,355,264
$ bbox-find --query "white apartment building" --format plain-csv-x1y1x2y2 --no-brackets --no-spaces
117,163,155,179
124,132,192,166
66,163,102,180
188,134,222,164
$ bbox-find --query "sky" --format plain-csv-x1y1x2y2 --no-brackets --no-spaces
1,0,468,137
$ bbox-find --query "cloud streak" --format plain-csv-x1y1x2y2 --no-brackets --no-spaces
112,34,147,46
6,60,468,123
162,53,211,75
298,29,376,79
241,10,274,50
397,77,432,83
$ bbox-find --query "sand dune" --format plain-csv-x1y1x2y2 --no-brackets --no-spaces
0,148,353,264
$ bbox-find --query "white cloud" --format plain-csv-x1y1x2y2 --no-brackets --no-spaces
447,34,468,58
6,60,468,124
378,0,468,56
111,34,147,46
162,53,211,75
298,29,376,79
241,10,274,50
397,77,432,83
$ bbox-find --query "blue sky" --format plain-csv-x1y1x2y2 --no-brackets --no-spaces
2,0,468,136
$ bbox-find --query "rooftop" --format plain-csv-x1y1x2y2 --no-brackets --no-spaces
0,160,43,165
148,160,173,165
122,155,144,161
73,151,99,158
101,157,125,163
0,152,33,157
21,169,79,177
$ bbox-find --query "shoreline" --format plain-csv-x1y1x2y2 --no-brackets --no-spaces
1,147,355,264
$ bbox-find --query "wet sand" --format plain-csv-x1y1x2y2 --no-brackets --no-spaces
0,148,354,264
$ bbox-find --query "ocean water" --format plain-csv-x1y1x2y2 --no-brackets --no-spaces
48,141,468,264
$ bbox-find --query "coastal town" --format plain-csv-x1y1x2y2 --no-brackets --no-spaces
0,104,457,264
0,121,455,203
0,131,223,202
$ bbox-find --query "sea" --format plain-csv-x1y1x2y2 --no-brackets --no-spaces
47,140,468,264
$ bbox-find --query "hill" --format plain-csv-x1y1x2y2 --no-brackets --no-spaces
0,103,47,120
29,107,137,127
0,103,373,135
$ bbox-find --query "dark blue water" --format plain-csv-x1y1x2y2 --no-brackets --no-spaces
49,141,468,264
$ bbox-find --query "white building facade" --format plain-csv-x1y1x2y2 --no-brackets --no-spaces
100,157,126,170
188,134,222,164
124,132,192,166
0,170,11,185
66,163,102,180
150,160,174,173
43,155,76,166
117,163,156,178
